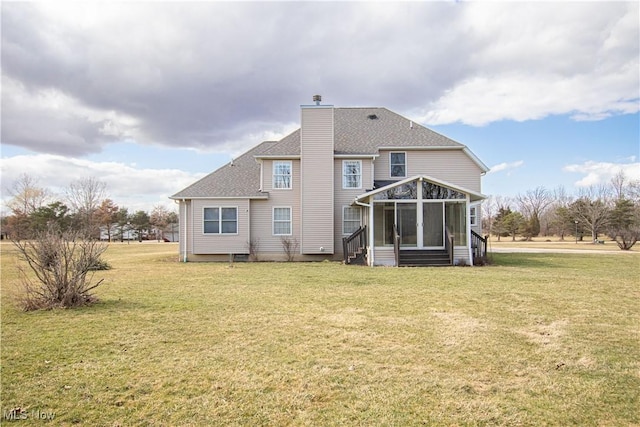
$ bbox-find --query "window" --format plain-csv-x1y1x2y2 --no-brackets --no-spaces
445,202,467,246
204,207,237,234
390,152,406,177
273,161,292,189
342,160,362,189
273,207,291,235
470,206,477,227
374,203,395,246
343,206,361,235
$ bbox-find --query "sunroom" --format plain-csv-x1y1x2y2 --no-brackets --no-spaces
347,175,486,267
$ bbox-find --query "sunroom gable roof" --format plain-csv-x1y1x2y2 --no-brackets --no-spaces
354,175,487,203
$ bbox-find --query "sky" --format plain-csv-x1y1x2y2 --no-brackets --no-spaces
1,1,639,214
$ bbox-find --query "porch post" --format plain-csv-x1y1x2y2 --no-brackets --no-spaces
466,196,473,266
368,198,375,266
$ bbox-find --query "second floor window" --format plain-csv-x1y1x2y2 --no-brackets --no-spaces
343,160,362,189
273,161,292,189
390,152,406,177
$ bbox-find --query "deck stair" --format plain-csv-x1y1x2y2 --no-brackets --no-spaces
398,249,452,267
343,226,368,266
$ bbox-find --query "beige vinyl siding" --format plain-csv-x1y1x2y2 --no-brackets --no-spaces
191,198,249,254
453,246,471,265
376,149,482,192
251,159,301,253
373,247,395,266
301,106,334,254
333,158,373,256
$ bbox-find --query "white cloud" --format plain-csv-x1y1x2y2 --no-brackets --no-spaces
487,160,524,174
1,75,142,155
419,2,639,126
563,160,640,187
0,154,205,213
1,1,637,155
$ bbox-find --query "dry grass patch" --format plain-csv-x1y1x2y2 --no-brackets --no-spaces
488,236,640,252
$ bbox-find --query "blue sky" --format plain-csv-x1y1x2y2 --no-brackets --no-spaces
1,2,638,213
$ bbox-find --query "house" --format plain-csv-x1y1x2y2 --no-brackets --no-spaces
170,96,489,266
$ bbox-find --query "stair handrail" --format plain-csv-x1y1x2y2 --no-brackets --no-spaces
470,230,488,264
444,228,454,265
393,224,400,267
342,225,367,264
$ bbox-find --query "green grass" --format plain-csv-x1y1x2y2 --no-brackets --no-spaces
1,242,639,426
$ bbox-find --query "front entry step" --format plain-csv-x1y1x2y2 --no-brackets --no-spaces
398,249,451,267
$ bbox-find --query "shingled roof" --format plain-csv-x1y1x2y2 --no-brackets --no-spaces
170,141,274,199
171,107,472,199
334,107,463,154
257,107,464,157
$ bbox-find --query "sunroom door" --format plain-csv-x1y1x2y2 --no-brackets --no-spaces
397,203,417,247
422,202,444,248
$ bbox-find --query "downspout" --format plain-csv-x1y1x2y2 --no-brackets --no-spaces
182,198,188,262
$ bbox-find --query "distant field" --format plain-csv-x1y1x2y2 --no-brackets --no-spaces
1,242,639,426
488,235,640,252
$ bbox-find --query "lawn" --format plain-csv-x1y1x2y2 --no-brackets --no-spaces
488,235,640,253
1,242,639,426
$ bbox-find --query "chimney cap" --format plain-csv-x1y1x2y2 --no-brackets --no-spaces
312,94,322,105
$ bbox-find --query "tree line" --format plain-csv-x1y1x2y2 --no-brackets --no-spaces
3,171,639,250
481,172,640,250
2,174,178,242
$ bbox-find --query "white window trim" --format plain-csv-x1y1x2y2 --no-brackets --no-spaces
342,206,361,235
390,151,407,178
342,160,362,190
470,205,478,227
272,160,293,190
202,206,239,235
272,206,292,236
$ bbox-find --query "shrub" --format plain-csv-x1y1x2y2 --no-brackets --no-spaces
280,236,299,262
12,225,108,311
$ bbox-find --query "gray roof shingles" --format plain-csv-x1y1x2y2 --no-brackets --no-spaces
334,108,463,154
172,107,466,199
170,141,275,199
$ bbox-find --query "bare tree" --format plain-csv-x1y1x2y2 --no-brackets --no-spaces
150,205,170,241
610,171,640,202
571,185,612,242
517,187,552,240
6,173,50,216
4,174,51,239
481,195,496,236
65,177,107,237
